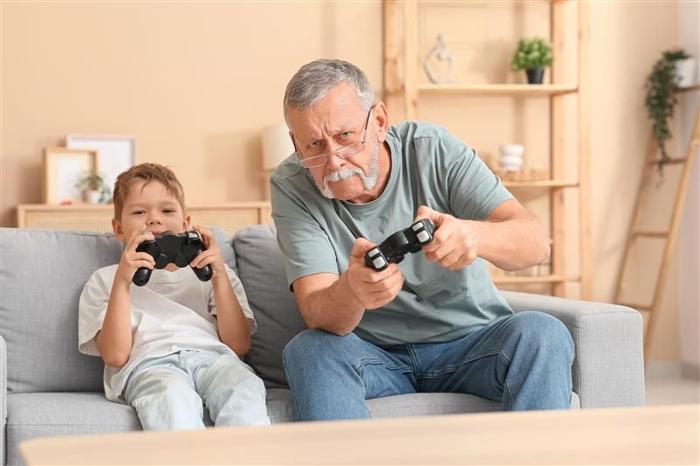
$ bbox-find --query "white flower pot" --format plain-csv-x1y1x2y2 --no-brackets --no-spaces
499,144,524,172
85,190,101,204
676,58,697,88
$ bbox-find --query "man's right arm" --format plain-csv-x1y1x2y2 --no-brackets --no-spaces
292,238,404,335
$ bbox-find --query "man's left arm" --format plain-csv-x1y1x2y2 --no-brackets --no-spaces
418,200,550,272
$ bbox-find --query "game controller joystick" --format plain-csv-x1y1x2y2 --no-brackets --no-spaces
364,219,436,272
132,231,213,286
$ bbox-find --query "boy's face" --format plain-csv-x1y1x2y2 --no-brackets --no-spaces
112,179,190,242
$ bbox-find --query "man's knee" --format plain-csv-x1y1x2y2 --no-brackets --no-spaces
283,329,356,364
510,311,574,358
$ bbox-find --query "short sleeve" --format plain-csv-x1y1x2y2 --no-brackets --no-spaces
78,268,112,357
438,130,513,220
270,174,339,285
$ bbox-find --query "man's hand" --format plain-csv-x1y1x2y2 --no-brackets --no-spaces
114,230,156,287
190,225,226,278
345,237,404,310
416,205,478,271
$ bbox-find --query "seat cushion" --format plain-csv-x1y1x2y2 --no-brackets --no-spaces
265,388,512,422
233,224,307,388
6,392,141,466
6,390,580,465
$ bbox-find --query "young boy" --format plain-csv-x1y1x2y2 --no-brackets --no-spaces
78,163,270,430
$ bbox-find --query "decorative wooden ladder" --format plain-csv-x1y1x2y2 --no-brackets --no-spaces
614,85,699,366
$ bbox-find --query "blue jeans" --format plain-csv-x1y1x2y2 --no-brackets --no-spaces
123,350,270,430
283,311,574,421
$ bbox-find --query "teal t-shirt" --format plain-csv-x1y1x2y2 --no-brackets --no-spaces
270,121,514,345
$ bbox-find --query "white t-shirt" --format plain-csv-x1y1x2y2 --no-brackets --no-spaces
78,264,256,401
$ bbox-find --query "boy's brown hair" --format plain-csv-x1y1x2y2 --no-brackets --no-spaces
112,163,186,220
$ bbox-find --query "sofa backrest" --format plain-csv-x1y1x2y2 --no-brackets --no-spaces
0,229,121,393
0,227,235,393
233,224,307,388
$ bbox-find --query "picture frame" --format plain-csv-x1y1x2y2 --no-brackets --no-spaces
65,134,135,195
44,147,99,204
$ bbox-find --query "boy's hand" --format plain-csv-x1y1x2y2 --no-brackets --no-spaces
115,230,156,287
190,225,226,278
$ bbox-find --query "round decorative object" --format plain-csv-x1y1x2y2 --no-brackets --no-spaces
423,35,453,84
499,144,525,172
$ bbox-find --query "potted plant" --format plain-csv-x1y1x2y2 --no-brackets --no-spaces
644,48,690,169
511,37,553,84
75,172,111,204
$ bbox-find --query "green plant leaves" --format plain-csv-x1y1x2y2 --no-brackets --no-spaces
644,48,690,168
511,37,553,71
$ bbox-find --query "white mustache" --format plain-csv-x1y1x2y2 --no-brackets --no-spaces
324,168,364,183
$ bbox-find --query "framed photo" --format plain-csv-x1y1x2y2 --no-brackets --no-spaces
66,134,135,194
44,147,99,204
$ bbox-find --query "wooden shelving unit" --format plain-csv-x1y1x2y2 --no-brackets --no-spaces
494,275,578,285
383,0,591,298
418,83,578,96
17,202,272,234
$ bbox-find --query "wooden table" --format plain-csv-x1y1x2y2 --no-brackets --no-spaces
20,404,699,465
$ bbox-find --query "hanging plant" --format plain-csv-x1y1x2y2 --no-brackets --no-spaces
644,48,690,172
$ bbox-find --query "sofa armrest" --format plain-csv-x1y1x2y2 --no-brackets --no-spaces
1,334,6,466
501,291,645,409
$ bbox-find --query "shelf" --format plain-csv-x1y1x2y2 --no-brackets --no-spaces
417,84,578,96
383,0,592,299
493,275,579,285
502,180,578,188
677,84,700,94
647,157,687,165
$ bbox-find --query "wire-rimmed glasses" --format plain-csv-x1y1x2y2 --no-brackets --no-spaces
294,105,375,169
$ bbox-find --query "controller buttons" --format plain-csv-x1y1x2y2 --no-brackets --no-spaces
155,253,169,269
366,248,388,271
416,230,430,244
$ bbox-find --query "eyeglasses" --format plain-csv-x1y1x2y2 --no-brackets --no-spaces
294,105,375,169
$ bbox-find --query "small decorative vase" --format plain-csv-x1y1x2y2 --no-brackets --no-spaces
85,190,101,204
499,144,524,172
526,68,545,84
676,58,697,88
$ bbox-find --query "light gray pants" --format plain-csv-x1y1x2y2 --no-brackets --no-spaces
123,350,270,430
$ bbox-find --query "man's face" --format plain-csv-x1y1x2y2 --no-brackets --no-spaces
113,180,190,242
287,83,388,203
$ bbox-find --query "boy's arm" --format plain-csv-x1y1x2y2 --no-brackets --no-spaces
191,225,251,357
96,230,155,368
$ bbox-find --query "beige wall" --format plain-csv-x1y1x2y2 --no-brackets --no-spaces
0,1,382,225
1,2,691,361
678,0,700,376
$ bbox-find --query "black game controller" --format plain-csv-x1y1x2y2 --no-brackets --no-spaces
364,219,436,272
132,231,213,286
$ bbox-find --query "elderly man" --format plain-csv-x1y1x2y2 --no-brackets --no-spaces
270,59,573,421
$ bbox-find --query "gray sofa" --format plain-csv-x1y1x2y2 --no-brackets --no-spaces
0,225,645,466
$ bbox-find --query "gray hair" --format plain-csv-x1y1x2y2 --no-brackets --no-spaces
283,59,375,118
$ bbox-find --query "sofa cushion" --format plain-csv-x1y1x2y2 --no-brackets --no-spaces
233,224,307,388
5,392,141,466
0,227,235,394
0,229,122,393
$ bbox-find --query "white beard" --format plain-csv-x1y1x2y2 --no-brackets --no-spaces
317,143,380,200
